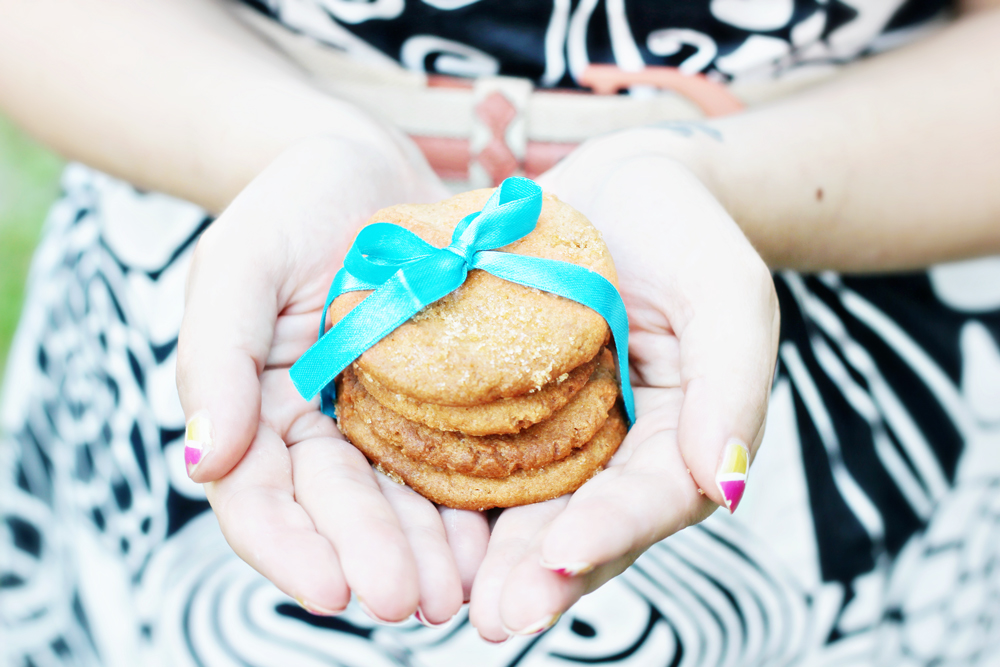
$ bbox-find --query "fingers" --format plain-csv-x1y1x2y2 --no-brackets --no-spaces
205,423,349,615
470,396,711,640
374,474,466,626
438,507,490,604
539,425,714,576
468,498,567,641
469,499,639,640
175,137,373,485
673,254,778,513
176,220,277,483
498,548,642,638
587,154,778,513
290,438,420,622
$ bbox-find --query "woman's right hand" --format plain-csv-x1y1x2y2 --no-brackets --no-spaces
175,136,490,624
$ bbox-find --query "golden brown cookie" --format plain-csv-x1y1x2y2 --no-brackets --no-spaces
355,353,598,435
338,402,627,510
342,349,617,477
329,189,617,406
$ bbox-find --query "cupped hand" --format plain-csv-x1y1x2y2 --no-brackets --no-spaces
176,136,489,624
468,131,780,640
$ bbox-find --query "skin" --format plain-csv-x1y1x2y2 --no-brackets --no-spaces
2,0,998,640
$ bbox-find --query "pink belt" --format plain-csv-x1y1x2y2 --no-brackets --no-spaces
412,67,742,185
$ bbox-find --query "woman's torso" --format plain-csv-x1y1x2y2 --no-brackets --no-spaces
8,2,1000,667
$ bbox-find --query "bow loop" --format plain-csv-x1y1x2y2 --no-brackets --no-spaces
450,177,543,254
343,223,441,284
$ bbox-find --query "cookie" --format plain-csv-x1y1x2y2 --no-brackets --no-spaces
342,349,617,477
328,189,617,406
355,353,598,435
339,401,627,511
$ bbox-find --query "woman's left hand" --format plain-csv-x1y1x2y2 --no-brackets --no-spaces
467,130,781,640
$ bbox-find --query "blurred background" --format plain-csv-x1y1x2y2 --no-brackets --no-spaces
0,113,63,382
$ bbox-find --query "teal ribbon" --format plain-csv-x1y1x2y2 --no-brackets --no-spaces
290,177,635,426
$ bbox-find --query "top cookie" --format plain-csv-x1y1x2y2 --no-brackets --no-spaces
328,188,618,406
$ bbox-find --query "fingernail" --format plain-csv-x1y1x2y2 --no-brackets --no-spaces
414,607,450,628
184,413,213,477
540,560,594,577
356,596,380,622
503,612,561,636
355,596,407,625
483,635,511,644
716,439,749,514
296,597,344,616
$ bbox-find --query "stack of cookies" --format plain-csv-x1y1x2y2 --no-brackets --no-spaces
334,188,627,510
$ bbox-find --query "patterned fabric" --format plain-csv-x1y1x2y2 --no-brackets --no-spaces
241,0,952,86
4,1,1000,665
4,165,998,667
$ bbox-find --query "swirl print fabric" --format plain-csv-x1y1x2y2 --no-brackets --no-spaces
242,0,952,87
4,169,1000,667
4,1,1000,665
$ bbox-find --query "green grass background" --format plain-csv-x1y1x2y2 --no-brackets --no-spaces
0,114,64,381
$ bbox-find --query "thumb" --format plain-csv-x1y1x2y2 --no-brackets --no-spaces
676,258,779,514
176,220,278,483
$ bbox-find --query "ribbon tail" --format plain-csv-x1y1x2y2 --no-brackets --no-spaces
291,261,465,408
474,251,636,426
315,268,385,342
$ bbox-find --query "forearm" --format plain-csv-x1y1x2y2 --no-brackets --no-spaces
698,9,1000,271
0,0,407,214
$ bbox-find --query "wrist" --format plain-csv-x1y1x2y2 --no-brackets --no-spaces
199,82,417,214
601,123,785,269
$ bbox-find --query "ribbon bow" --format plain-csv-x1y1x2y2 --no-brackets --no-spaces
290,177,635,426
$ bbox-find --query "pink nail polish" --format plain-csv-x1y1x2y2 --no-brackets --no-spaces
183,445,201,470
184,414,212,477
540,560,594,577
716,439,749,513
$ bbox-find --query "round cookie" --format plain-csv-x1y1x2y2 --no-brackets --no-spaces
328,189,618,406
339,402,627,511
342,349,618,478
355,353,598,435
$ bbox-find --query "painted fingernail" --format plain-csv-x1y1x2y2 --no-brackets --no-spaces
184,414,213,477
716,439,749,513
414,607,450,628
503,612,561,636
540,560,594,577
295,597,344,616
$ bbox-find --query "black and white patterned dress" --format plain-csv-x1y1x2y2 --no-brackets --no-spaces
3,2,999,665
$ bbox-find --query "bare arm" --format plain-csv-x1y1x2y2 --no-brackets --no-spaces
2,0,487,624
0,0,412,214
474,5,1000,638
714,6,1000,271
563,5,1000,272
